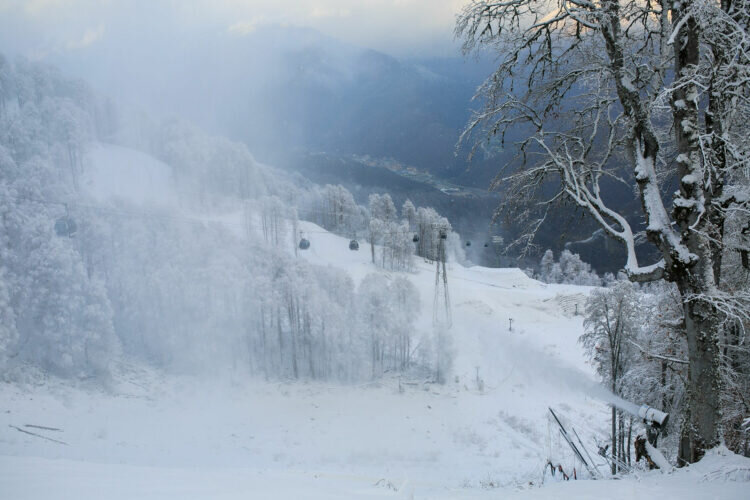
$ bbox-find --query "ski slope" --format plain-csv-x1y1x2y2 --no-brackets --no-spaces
84,143,180,209
1,142,747,499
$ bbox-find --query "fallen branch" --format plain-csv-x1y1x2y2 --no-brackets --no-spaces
9,425,68,445
24,424,62,432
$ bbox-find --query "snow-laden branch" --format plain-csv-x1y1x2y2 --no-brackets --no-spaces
685,290,750,331
627,339,689,365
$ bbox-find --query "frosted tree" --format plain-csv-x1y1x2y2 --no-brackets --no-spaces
433,325,454,385
356,273,421,378
536,249,599,285
48,97,90,185
457,0,750,463
394,220,416,271
369,193,397,223
558,250,601,286
539,250,556,282
367,217,384,265
581,281,640,472
402,199,417,229
390,276,420,370
323,184,361,234
0,54,11,115
259,195,287,246
377,220,414,271
299,184,365,237
0,265,17,371
357,273,391,378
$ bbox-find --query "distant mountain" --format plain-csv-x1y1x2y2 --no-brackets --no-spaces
48,25,500,186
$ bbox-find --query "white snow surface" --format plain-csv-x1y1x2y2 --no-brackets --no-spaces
2,143,747,498
83,142,180,208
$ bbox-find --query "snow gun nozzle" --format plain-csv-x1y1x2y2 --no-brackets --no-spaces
637,405,669,428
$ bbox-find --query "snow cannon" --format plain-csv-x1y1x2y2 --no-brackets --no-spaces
638,405,669,428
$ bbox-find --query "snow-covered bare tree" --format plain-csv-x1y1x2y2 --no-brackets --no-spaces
368,193,411,268
357,273,421,378
457,0,750,463
582,281,640,472
402,199,417,229
383,221,412,271
301,184,364,236
369,193,397,223
259,195,287,247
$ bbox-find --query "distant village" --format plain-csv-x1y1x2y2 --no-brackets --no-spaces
351,154,488,198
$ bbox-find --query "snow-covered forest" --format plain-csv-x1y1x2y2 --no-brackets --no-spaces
0,54,466,383
1,0,749,498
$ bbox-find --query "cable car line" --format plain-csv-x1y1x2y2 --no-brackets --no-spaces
5,193,490,250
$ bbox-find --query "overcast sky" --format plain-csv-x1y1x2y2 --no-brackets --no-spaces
0,0,468,59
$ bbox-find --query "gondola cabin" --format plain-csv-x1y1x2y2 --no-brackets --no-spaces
54,216,77,238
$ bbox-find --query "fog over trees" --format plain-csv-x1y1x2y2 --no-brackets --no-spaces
0,54,461,384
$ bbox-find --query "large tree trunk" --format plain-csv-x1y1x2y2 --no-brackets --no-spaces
678,291,723,464
670,0,723,465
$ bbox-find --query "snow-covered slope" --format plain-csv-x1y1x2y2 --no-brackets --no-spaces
2,143,747,499
84,142,179,208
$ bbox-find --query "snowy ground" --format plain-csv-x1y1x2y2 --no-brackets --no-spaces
2,376,748,499
2,143,748,498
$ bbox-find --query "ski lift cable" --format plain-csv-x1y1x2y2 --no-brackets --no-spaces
8,193,295,233
8,193,493,261
7,193,468,244
8,193,222,227
11,194,450,230
299,209,453,227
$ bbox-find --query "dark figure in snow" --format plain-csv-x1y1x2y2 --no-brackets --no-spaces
635,435,658,470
